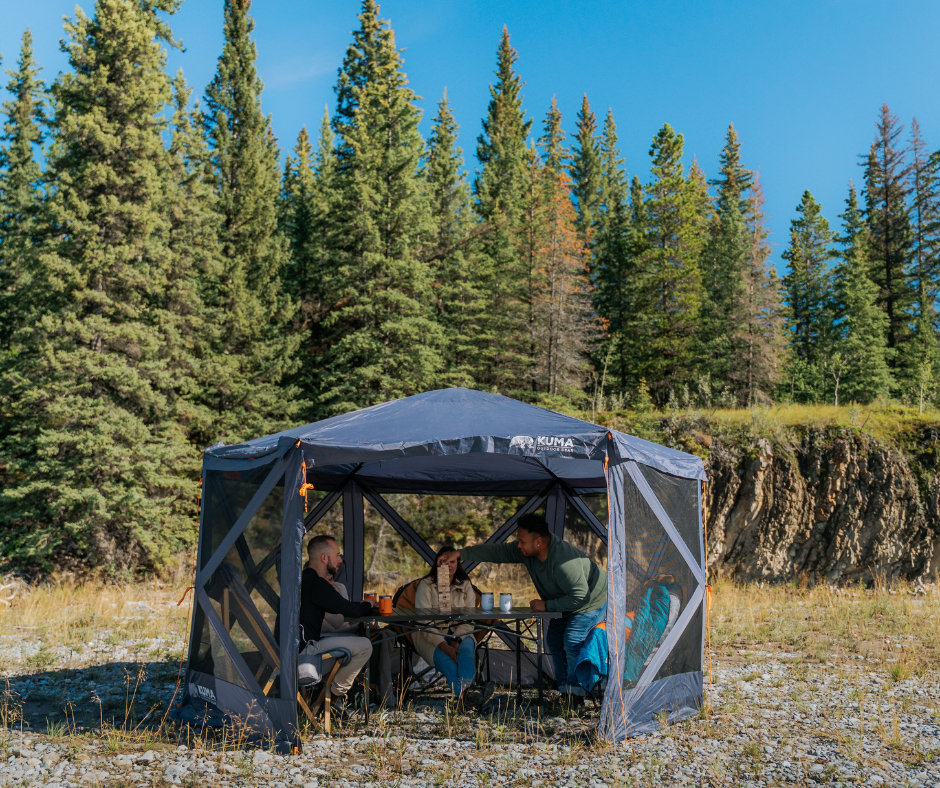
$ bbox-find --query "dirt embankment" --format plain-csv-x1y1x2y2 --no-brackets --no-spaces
700,429,940,584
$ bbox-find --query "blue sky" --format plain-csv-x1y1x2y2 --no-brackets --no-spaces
4,0,940,271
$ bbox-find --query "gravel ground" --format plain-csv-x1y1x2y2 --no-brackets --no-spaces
0,644,936,786
0,582,937,786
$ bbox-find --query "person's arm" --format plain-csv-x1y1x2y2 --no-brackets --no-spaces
459,542,525,565
315,576,372,617
544,557,593,613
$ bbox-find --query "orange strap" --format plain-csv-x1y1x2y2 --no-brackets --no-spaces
298,452,314,513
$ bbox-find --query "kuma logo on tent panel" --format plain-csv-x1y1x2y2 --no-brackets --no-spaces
509,435,576,453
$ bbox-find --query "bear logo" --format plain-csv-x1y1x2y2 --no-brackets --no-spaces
509,435,535,450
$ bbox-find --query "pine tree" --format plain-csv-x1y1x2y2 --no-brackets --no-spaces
202,0,301,440
0,0,197,572
319,0,443,413
472,27,533,392
424,90,479,387
863,104,914,358
280,126,316,303
525,100,595,397
909,118,940,311
591,109,633,396
0,29,47,348
700,124,753,391
732,176,784,405
782,190,834,401
163,72,225,450
636,124,707,402
569,94,601,245
832,184,893,404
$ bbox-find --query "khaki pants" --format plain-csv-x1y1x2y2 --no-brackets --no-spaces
302,635,372,697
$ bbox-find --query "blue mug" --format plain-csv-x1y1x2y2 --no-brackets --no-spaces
481,592,494,612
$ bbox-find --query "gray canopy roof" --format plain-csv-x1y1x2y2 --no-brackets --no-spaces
203,388,705,486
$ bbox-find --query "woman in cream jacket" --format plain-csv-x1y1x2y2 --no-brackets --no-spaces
411,545,478,696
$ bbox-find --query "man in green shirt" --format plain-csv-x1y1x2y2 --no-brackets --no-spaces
439,513,607,698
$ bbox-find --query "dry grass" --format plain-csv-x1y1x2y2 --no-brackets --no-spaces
710,575,940,672
0,573,191,658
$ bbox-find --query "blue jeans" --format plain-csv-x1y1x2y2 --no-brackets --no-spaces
432,637,476,696
546,602,607,696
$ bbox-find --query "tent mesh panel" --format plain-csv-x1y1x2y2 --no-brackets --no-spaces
189,602,249,690
639,465,701,565
619,469,699,688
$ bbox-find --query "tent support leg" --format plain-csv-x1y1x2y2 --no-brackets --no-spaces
343,483,365,601
545,485,566,539
536,617,543,707
516,619,522,707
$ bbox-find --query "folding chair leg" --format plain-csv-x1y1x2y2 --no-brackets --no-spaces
297,689,316,725
311,661,343,736
324,684,332,736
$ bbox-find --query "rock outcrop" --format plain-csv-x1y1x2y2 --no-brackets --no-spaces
703,430,939,584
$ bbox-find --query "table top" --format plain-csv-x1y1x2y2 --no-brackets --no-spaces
346,606,563,623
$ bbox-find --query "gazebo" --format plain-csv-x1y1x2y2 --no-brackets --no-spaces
176,388,706,751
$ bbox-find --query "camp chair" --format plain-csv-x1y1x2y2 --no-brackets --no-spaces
390,578,494,702
206,562,350,733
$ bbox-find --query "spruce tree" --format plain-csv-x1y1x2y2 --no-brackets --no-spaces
734,177,784,405
909,118,940,312
0,0,197,572
591,109,633,396
280,127,316,302
425,90,479,387
569,94,601,245
0,29,46,348
781,191,834,401
636,124,707,402
319,0,443,413
832,184,893,404
700,124,753,393
472,27,533,392
863,104,914,358
163,72,225,450
531,103,594,397
202,0,301,440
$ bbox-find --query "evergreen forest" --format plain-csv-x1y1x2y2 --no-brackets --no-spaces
2,0,939,573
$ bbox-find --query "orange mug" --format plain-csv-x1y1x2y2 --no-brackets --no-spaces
379,596,393,616
363,592,378,606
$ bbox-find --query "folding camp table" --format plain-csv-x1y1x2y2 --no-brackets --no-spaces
347,606,563,717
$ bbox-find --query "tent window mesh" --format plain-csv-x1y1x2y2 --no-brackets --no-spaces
638,465,701,564
189,599,249,690
619,472,697,688
564,494,607,569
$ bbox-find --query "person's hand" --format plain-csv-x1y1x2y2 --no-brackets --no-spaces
369,601,380,611
438,641,459,661
530,599,547,612
438,550,460,567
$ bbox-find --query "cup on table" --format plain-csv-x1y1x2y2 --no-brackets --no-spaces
364,592,378,606
499,593,513,613
480,592,494,612
379,595,393,616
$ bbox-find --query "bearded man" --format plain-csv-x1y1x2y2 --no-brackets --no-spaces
299,534,374,709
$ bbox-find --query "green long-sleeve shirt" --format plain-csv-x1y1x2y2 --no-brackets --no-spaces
460,537,606,615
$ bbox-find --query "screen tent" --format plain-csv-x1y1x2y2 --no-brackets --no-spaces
176,388,707,751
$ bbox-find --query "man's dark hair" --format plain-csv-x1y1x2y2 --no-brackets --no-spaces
517,514,550,540
307,534,337,558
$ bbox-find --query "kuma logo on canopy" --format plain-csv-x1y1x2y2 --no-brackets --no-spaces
510,435,575,452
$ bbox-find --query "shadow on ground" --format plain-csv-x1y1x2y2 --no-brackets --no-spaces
4,659,182,735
